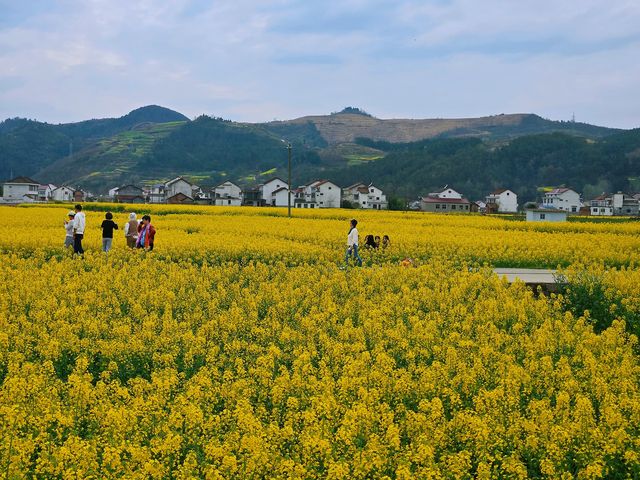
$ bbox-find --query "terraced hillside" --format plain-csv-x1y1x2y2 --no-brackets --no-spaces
38,121,185,190
264,112,618,145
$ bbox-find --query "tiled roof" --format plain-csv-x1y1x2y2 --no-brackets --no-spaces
421,196,470,204
5,176,40,184
547,188,573,195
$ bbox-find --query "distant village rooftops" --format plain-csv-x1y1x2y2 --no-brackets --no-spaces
420,196,470,204
5,176,40,184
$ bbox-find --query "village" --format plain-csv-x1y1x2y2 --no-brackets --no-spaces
1,175,640,221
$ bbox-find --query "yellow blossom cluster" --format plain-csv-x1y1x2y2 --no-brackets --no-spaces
0,205,639,478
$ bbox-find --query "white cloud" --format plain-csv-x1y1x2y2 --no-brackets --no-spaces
0,0,638,127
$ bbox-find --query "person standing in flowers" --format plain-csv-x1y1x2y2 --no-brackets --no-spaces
72,204,86,256
345,218,362,267
124,212,139,248
136,215,156,251
100,212,118,253
63,211,75,248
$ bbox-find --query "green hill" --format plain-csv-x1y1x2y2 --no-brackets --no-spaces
325,129,640,202
263,111,618,145
0,105,189,181
37,122,186,190
0,105,635,198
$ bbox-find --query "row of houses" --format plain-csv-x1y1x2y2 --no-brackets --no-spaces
108,177,389,210
419,185,640,219
419,186,519,213
0,177,87,204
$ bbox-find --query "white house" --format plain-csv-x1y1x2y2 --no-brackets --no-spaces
428,186,463,199
272,187,295,207
485,188,518,213
261,178,288,205
343,183,388,209
108,187,120,200
612,192,639,216
148,184,166,204
38,184,56,202
310,180,341,208
213,181,243,206
589,194,613,216
474,200,487,213
165,177,194,200
420,186,471,213
542,188,581,213
1,176,40,202
526,209,567,222
51,186,75,202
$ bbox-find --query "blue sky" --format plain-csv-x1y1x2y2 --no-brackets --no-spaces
1,0,639,128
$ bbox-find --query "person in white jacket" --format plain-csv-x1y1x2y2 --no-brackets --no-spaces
72,204,86,256
345,218,362,267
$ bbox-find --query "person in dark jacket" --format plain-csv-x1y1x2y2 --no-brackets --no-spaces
101,212,118,253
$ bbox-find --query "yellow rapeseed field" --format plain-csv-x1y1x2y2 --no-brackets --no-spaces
0,204,639,478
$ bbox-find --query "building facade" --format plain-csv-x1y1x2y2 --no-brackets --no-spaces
261,178,288,206
213,181,243,206
342,183,388,209
115,185,146,203
485,189,518,213
542,188,581,213
165,177,194,200
1,176,40,202
51,186,74,202
420,186,471,213
526,209,567,222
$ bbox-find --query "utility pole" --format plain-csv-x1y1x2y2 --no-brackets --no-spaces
287,143,292,218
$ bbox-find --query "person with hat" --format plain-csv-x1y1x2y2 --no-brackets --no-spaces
63,211,75,248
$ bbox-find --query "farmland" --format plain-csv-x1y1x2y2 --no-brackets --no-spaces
0,205,639,478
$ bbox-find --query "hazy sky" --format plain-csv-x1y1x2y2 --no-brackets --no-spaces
1,0,639,128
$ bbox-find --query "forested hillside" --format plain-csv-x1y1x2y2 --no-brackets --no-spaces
1,105,637,200
325,130,640,202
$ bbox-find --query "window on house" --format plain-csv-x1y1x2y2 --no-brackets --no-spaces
436,204,440,209
540,213,546,219
451,205,456,210
572,206,577,212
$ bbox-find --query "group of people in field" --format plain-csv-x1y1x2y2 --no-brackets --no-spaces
64,205,156,255
344,219,391,267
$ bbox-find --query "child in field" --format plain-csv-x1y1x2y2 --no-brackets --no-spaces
382,235,390,249
364,234,376,249
63,211,75,248
136,215,156,251
101,212,118,253
345,219,362,267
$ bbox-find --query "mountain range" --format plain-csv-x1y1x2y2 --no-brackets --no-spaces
1,105,639,203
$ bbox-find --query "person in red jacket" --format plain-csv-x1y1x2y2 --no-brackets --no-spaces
136,215,156,251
